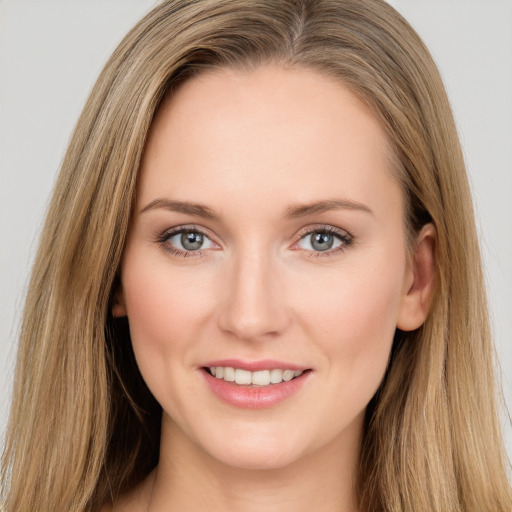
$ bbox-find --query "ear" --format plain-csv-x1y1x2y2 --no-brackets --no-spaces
111,284,127,318
396,223,436,331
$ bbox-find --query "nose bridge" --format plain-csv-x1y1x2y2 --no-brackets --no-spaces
217,244,288,341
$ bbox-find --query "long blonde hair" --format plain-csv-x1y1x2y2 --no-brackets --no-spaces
2,1,511,510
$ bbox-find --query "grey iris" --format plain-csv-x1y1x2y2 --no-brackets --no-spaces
311,232,334,251
181,230,203,250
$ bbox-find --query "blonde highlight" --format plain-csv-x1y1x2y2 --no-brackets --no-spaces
2,1,511,510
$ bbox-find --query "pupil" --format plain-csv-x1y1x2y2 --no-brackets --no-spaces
181,231,203,250
311,232,333,251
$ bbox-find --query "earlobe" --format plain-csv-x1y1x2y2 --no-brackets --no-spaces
396,223,436,331
111,286,127,318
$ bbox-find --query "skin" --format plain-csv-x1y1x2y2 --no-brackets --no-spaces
112,64,435,512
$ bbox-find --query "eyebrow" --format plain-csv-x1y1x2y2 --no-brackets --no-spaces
140,198,218,219
285,198,373,218
140,197,373,219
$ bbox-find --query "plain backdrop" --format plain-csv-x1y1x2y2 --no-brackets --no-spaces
1,0,511,462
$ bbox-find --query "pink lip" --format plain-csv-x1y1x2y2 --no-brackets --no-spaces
201,359,309,372
199,363,312,409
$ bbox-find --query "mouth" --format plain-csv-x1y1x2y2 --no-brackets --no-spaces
200,361,312,409
203,366,309,386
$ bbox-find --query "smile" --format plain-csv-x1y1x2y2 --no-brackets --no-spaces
208,367,304,386
201,361,312,409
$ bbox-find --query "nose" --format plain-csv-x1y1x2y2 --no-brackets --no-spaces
217,250,290,341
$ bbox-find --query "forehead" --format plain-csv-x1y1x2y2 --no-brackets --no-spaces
138,64,401,219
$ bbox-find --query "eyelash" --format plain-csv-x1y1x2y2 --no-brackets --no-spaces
156,225,354,259
156,226,216,258
294,225,354,258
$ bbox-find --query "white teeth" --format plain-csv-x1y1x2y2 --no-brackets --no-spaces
223,366,235,382
270,369,283,383
234,369,252,385
252,370,271,386
209,366,304,386
282,369,295,382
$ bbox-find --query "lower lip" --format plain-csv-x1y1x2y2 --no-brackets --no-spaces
201,369,311,409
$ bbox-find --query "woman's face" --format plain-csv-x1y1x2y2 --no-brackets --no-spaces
117,65,422,470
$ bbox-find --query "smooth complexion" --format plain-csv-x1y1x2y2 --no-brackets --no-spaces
113,65,435,512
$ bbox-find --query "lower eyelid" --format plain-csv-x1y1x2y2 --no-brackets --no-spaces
165,246,204,258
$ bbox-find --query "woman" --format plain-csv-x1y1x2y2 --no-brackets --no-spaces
1,0,511,511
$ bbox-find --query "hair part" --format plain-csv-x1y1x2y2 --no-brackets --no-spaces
2,1,511,510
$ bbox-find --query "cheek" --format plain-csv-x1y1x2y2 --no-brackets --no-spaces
299,256,404,343
119,253,214,373
294,250,406,404
119,253,222,425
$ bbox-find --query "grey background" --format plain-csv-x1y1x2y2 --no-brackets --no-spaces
1,0,511,462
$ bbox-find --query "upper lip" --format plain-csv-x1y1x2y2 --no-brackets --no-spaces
201,359,310,372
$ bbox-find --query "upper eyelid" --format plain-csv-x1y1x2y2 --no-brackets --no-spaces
159,224,216,240
295,224,352,240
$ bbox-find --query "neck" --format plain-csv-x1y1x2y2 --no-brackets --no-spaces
144,414,362,512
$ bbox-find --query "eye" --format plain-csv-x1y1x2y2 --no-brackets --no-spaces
161,228,217,254
296,228,352,253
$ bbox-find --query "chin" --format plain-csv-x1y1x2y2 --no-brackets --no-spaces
213,446,302,471
200,427,311,471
